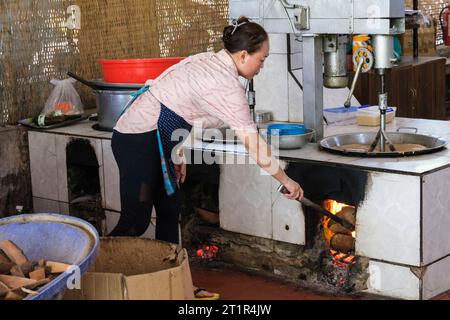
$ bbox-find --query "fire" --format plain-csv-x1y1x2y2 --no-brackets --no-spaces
322,200,357,265
196,245,219,260
322,200,356,243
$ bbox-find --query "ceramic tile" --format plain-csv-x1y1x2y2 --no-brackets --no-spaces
54,135,69,203
219,155,273,239
289,52,303,70
289,35,303,54
271,179,305,245
262,0,289,19
102,140,121,212
28,132,59,201
229,0,260,20
422,168,450,264
288,69,303,123
366,260,420,300
33,197,60,214
58,202,70,216
254,54,289,122
269,33,287,54
356,172,421,266
323,87,361,108
105,211,120,235
423,255,450,300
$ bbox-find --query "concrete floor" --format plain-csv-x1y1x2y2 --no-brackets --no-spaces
191,264,450,301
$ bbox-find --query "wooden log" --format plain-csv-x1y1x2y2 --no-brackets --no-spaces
0,275,37,289
0,262,14,275
0,250,12,264
29,268,46,281
20,261,38,277
4,289,27,301
23,278,51,290
0,281,9,297
329,223,353,235
337,207,356,226
45,261,71,274
330,234,356,253
10,265,25,278
0,240,28,266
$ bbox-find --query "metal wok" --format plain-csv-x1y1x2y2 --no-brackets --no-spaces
320,131,447,157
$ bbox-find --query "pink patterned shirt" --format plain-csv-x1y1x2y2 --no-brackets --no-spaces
114,49,257,134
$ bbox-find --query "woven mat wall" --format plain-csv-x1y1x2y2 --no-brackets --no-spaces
0,0,229,125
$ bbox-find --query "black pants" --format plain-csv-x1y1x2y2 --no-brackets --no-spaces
109,130,181,244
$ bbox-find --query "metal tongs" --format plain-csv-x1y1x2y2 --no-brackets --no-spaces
277,185,355,231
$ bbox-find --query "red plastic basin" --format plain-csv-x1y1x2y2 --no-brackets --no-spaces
98,57,185,84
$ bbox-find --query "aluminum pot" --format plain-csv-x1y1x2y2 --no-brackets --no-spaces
320,131,447,157
93,89,135,131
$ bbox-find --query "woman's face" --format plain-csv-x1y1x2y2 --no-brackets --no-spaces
236,40,270,80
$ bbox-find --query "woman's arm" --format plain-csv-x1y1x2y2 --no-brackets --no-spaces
235,129,304,200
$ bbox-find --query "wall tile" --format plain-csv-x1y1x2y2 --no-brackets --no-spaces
423,255,450,300
102,140,121,212
29,132,58,201
422,167,450,264
271,178,305,245
254,54,289,121
366,260,420,300
356,172,421,266
219,155,273,239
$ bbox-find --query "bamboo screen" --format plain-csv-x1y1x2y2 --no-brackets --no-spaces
0,0,229,126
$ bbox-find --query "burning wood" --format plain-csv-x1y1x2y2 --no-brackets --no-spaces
323,202,357,253
0,240,71,300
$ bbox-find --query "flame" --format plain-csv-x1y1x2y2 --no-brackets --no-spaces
196,245,219,259
330,250,356,267
322,200,356,243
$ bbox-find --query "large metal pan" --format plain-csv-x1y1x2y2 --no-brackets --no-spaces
320,130,447,157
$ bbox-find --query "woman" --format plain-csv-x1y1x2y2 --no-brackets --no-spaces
110,17,304,296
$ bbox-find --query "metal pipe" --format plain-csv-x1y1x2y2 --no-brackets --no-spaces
378,71,387,152
279,0,297,9
413,0,419,58
344,57,364,108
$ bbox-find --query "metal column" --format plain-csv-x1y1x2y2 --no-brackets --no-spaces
302,35,324,141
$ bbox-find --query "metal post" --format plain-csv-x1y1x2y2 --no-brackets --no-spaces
302,35,324,141
413,0,419,58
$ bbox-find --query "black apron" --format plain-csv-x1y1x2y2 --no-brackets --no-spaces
121,86,192,196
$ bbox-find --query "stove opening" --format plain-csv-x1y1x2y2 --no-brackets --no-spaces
66,139,105,234
322,200,356,254
286,163,369,292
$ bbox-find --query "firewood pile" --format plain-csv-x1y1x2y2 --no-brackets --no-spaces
328,207,356,253
0,240,71,300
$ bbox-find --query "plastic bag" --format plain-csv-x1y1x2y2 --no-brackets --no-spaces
42,78,84,116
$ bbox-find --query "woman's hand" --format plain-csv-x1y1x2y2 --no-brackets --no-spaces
174,163,187,187
281,178,304,200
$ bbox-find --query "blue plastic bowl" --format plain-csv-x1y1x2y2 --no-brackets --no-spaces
0,214,99,300
267,123,306,136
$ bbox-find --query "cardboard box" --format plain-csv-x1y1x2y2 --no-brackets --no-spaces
64,237,195,300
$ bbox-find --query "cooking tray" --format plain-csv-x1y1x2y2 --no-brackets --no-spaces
18,114,89,130
320,131,447,157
